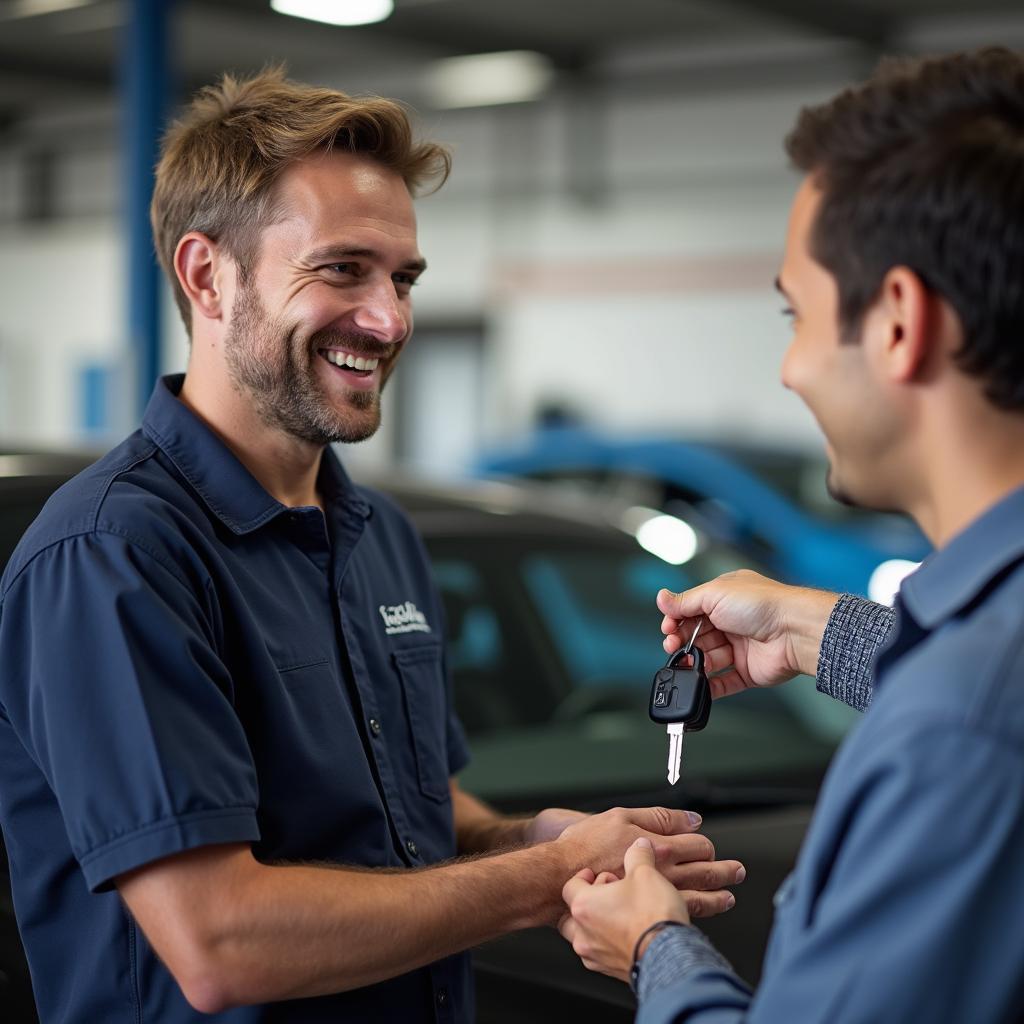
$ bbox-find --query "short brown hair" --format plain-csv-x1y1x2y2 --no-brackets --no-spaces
152,66,451,334
785,47,1024,410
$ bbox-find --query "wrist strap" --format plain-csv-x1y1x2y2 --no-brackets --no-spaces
629,919,687,994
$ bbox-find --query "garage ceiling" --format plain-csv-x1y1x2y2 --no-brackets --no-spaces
0,0,1022,126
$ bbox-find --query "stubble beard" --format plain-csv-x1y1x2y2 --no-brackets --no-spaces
224,283,389,446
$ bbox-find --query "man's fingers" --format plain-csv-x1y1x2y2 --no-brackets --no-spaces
655,833,715,867
562,869,595,907
624,836,657,874
657,588,699,620
662,624,728,656
696,637,732,672
558,914,578,944
594,871,618,885
657,586,718,626
686,889,737,919
665,858,743,892
708,670,751,700
631,806,702,837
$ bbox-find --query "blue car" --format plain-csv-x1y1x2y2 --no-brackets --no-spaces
473,426,931,601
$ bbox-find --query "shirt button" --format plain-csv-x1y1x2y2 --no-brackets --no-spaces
436,987,449,1009
406,839,418,857
369,717,382,736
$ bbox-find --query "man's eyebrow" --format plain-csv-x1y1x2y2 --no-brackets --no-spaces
305,245,427,273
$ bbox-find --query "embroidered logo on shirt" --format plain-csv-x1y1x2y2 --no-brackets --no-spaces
379,601,432,636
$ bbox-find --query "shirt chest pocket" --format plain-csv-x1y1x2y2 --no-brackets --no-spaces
392,644,450,803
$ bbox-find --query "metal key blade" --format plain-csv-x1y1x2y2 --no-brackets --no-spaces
666,723,684,785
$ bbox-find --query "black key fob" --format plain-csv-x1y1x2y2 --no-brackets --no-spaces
649,645,712,732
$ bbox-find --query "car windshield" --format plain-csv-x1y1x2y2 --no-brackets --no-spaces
427,533,859,810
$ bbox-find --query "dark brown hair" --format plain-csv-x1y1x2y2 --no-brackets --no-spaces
786,47,1024,409
152,67,451,333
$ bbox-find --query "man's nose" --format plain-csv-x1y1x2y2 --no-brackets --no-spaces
352,282,408,343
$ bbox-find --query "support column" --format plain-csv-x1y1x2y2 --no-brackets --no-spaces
123,0,172,423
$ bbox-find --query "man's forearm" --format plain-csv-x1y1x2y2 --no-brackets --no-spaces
121,840,575,1013
450,782,529,854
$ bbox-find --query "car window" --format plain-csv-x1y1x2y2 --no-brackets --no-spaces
516,547,856,740
430,537,859,810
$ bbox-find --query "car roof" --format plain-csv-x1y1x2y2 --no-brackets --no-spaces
361,474,640,545
0,450,644,549
0,450,104,477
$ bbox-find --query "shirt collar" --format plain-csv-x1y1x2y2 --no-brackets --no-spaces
899,483,1024,628
141,374,368,534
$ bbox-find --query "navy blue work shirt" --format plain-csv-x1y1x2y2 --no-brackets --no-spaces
0,375,472,1023
636,483,1024,1023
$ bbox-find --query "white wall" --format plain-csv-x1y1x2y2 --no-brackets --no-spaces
409,84,838,448
0,220,122,444
0,73,853,460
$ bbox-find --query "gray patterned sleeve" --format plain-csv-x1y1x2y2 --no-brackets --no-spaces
814,594,895,712
636,923,749,1004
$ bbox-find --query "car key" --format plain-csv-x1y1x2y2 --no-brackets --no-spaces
649,619,712,784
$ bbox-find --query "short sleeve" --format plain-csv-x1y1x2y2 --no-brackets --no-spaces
0,531,260,891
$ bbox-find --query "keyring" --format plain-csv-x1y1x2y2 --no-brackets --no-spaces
684,616,705,655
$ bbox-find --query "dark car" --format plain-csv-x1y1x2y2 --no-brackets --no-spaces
0,453,857,1023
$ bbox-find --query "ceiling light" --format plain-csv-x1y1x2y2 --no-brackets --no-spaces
622,508,699,566
269,0,393,27
867,559,921,606
425,50,554,109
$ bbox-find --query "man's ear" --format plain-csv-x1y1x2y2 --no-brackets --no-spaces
876,266,936,383
174,232,231,324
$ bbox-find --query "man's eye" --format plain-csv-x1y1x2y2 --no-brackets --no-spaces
324,263,355,275
780,306,797,321
393,273,419,287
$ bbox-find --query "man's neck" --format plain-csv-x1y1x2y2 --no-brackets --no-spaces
907,396,1024,548
178,371,324,511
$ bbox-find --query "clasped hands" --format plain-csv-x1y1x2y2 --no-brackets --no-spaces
554,808,744,984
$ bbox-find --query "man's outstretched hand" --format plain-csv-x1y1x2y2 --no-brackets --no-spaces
658,570,840,699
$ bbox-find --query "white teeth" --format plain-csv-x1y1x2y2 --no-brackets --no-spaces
323,350,379,371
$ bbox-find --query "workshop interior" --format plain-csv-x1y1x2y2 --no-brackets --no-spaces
1,2,1021,1022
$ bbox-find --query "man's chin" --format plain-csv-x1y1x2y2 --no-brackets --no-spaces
825,466,906,516
325,406,382,445
825,471,861,509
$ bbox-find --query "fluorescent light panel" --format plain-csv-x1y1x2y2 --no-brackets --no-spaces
270,0,394,27
426,50,554,108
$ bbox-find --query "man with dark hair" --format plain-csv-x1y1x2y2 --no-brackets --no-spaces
559,47,1024,1023
0,70,740,1023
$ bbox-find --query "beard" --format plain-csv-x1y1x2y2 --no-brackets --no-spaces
224,284,395,446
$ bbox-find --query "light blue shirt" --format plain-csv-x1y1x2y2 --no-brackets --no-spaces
638,484,1024,1023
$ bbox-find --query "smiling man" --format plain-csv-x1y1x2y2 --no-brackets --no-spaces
0,70,741,1023
560,48,1024,1023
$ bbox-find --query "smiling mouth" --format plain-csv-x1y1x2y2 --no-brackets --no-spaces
319,348,380,377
